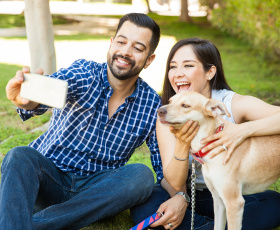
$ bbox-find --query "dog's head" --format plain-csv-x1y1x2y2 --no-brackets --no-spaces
157,91,230,129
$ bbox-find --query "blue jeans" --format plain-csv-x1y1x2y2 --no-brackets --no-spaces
0,146,155,230
131,184,280,230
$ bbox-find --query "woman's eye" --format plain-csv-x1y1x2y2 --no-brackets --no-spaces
184,65,193,68
169,66,176,69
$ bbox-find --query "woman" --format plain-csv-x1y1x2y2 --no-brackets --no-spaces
130,38,280,230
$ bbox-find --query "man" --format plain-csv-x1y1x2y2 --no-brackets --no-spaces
1,13,162,230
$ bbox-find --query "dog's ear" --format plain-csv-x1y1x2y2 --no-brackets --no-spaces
205,99,231,117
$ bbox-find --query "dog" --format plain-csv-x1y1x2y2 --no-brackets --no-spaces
157,91,280,230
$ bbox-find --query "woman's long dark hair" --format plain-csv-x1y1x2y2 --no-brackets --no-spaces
161,38,231,105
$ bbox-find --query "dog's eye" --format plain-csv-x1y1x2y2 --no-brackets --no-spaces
181,104,190,108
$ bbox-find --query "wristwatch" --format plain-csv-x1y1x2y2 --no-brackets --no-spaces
175,191,190,203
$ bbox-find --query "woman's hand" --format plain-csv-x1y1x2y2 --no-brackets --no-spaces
169,120,199,147
200,118,247,164
150,195,188,229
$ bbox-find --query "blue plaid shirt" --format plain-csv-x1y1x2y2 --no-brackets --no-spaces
18,59,163,182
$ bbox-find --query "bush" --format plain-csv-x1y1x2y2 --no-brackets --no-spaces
201,0,280,61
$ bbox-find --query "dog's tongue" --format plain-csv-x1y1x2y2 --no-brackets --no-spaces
179,84,190,92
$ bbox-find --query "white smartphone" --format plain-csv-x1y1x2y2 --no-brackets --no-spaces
20,73,68,109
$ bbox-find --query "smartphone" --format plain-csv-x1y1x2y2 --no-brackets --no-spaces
20,73,68,109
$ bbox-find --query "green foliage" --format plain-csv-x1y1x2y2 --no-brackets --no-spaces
0,14,74,28
209,0,280,61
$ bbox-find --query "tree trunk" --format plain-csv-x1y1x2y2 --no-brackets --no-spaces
145,0,152,13
179,0,192,23
24,0,56,75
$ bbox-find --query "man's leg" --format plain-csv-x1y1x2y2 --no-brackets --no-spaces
33,163,154,230
0,146,69,230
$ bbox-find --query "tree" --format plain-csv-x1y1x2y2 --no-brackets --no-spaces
24,0,56,75
179,0,192,23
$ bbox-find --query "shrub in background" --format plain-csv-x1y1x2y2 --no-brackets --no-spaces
200,0,280,61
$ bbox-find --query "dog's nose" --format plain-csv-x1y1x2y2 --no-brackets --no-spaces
157,107,167,117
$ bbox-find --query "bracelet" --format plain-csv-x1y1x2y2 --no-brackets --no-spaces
173,154,188,161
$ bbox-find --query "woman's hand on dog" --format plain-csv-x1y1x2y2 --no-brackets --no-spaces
169,120,199,147
200,118,247,164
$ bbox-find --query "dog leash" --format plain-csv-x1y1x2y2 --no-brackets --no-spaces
129,212,161,230
190,124,224,229
190,158,196,230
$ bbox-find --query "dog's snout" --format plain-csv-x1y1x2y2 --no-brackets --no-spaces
157,107,167,117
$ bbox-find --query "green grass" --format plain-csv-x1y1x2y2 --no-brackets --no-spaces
0,14,75,28
1,13,280,229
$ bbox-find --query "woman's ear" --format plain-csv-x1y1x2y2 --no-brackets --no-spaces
207,66,216,80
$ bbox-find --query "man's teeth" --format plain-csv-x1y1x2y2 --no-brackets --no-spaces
118,59,129,64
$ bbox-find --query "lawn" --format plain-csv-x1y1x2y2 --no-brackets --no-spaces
0,13,280,229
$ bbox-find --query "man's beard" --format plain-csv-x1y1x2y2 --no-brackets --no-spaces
107,54,146,80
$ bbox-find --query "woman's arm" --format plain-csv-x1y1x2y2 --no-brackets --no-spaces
201,94,280,163
232,94,280,135
157,119,199,191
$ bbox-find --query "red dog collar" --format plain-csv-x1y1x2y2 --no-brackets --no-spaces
191,124,224,164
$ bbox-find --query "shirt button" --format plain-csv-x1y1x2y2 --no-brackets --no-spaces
104,126,107,130
98,148,101,152
88,158,91,162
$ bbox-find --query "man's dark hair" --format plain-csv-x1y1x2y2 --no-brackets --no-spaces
115,13,160,55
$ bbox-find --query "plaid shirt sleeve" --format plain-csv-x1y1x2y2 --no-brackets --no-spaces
146,127,163,183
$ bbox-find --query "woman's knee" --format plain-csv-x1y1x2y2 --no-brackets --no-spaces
130,184,169,224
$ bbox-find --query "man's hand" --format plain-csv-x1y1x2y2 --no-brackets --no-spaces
6,66,43,110
150,195,188,229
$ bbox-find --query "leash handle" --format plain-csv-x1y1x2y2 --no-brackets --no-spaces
129,212,161,230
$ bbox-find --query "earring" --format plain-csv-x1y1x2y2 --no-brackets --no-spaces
208,77,211,80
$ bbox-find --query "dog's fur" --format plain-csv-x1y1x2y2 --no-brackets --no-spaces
157,91,280,230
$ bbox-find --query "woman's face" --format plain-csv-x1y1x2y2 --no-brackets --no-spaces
168,45,214,98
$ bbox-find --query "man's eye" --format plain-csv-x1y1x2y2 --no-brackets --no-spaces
134,47,143,52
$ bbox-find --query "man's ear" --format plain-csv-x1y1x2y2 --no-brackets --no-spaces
144,54,156,69
110,37,114,46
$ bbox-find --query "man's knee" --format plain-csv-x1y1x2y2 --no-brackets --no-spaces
1,146,40,173
125,163,154,190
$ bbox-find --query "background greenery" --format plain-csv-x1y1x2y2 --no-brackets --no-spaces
200,0,280,61
0,11,280,229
